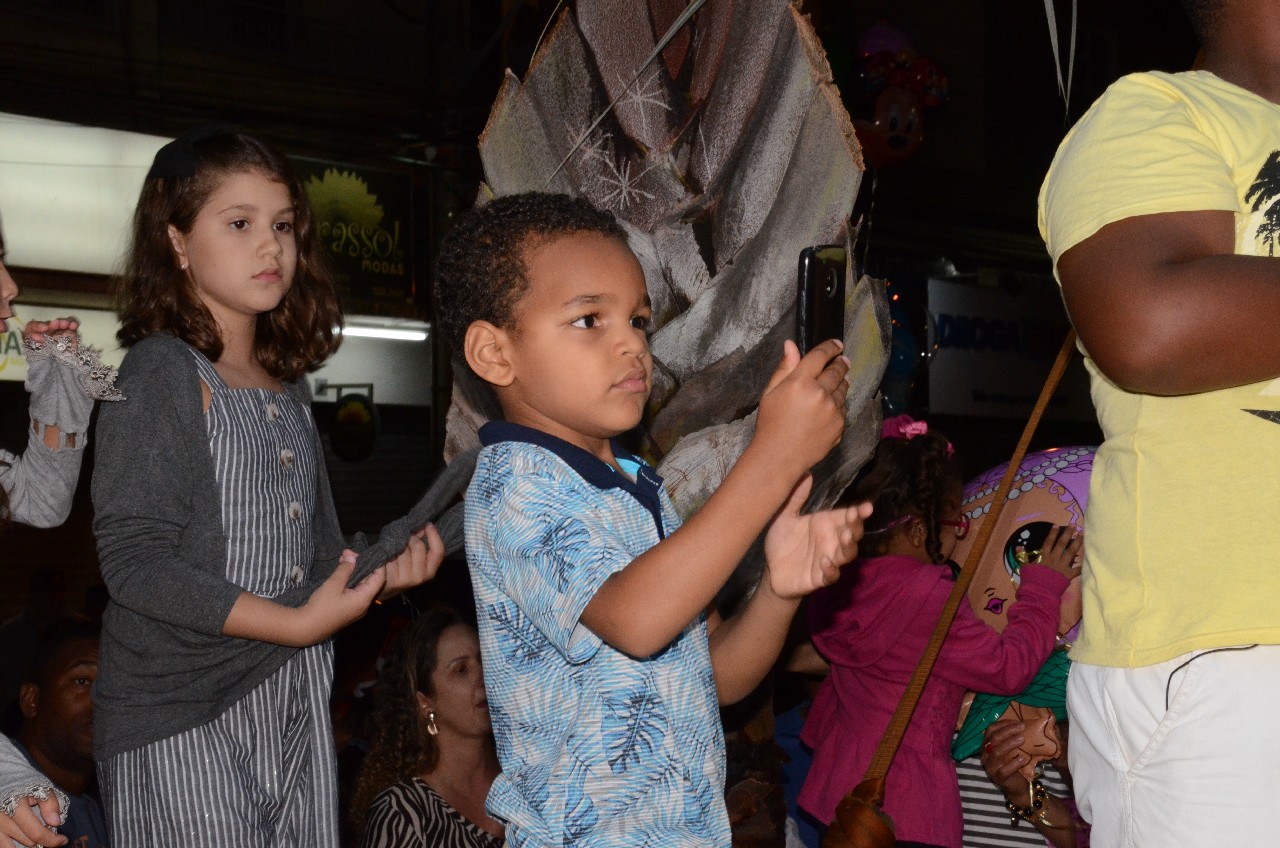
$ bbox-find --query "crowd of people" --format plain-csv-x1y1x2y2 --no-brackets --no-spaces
2,0,1275,845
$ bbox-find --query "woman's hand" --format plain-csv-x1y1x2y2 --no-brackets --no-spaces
0,794,69,847
980,719,1035,802
22,317,79,348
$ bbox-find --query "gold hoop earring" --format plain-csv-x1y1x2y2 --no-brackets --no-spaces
426,710,438,736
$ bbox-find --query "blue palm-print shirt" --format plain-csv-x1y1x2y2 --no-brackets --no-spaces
467,422,729,848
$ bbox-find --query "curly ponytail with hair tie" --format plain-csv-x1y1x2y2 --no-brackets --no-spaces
841,415,963,565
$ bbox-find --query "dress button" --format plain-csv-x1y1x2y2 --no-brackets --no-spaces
266,402,281,422
279,448,295,469
287,501,302,520
290,565,305,585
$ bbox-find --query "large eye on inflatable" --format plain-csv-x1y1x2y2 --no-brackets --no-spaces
1004,521,1056,580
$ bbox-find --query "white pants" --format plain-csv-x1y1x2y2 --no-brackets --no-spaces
1067,645,1280,848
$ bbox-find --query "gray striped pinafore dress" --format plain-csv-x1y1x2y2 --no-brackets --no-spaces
99,350,339,847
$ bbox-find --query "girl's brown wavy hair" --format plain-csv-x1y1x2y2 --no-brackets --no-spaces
349,606,466,833
115,129,341,381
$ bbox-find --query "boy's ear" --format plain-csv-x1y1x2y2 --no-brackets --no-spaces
464,320,516,387
167,224,190,271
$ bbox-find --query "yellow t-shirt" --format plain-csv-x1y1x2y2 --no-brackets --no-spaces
1038,70,1280,667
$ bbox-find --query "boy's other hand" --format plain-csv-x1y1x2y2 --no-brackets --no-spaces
756,339,849,477
763,474,872,599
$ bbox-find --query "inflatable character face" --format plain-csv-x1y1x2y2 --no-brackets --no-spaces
953,447,1094,632
997,703,1062,782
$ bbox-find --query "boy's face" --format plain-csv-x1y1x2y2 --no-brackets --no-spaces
478,230,652,462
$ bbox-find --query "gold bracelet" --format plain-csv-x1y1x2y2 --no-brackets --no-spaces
1006,779,1048,827
1007,780,1083,831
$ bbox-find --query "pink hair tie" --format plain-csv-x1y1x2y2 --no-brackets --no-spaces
880,414,954,458
881,414,927,440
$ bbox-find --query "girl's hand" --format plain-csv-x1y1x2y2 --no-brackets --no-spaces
754,340,850,478
0,794,68,847
292,555,385,644
22,317,79,348
377,523,444,601
763,475,873,599
1034,525,1083,583
1058,574,1083,635
980,719,1035,802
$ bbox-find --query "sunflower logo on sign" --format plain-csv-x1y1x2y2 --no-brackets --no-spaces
305,169,384,228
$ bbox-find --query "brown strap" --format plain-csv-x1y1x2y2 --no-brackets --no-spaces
861,329,1078,782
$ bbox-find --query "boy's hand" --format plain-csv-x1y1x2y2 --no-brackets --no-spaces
377,523,445,601
763,475,873,599
755,339,850,477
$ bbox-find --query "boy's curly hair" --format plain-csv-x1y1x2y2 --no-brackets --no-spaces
844,427,963,566
349,606,467,833
434,192,627,369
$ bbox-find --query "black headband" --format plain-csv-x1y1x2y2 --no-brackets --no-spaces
145,123,236,181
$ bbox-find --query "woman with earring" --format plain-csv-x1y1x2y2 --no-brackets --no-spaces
351,607,503,848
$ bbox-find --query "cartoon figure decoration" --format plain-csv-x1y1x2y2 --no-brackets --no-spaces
950,447,1095,776
850,22,949,169
955,446,1092,632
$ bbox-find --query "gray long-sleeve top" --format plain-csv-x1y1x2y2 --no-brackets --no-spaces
0,735,67,834
0,341,97,527
90,334,346,759
1,336,117,828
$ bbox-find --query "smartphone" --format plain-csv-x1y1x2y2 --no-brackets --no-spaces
796,244,847,355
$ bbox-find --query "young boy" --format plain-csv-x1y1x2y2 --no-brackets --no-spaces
436,192,871,847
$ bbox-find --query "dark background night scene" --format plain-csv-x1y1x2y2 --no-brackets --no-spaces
0,0,1199,616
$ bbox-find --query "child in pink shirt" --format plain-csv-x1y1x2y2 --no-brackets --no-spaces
799,417,1081,848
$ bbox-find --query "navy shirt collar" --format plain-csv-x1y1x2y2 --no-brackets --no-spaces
479,421,668,538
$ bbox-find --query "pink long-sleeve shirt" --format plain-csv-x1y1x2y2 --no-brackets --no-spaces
799,554,1067,847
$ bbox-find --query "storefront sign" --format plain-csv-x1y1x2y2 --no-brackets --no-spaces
294,160,416,319
928,277,1094,421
